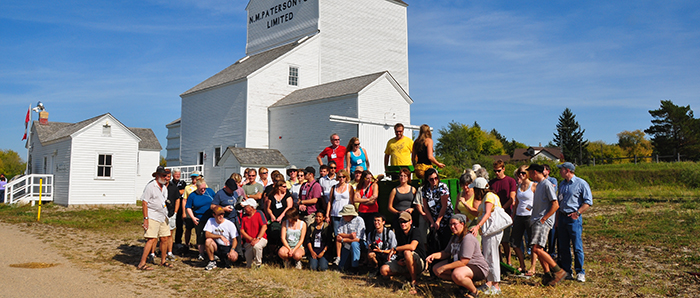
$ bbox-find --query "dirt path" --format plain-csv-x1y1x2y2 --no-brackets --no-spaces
0,223,137,298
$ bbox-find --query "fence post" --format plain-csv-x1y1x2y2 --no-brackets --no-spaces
677,153,681,162
634,155,637,164
592,157,595,166
656,154,658,163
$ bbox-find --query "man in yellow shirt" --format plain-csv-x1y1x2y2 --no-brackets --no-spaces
384,123,413,179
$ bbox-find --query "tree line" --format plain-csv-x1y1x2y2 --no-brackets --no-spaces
434,100,700,175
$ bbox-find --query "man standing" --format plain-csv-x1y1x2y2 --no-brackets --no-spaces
317,133,346,170
137,166,172,270
527,164,566,286
203,206,239,270
489,159,516,266
384,123,413,178
543,164,558,258
380,212,427,294
171,169,187,247
299,167,323,226
239,199,268,268
318,165,338,206
163,171,179,261
556,162,592,282
242,169,264,211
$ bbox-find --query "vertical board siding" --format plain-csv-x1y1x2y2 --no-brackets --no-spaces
269,95,358,169
134,150,161,201
318,0,409,91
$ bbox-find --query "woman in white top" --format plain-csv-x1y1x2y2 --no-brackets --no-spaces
278,208,307,269
511,165,538,276
326,169,355,235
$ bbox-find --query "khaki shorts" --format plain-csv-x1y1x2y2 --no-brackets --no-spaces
385,251,425,274
144,218,171,238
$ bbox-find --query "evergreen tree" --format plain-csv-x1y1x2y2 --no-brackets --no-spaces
490,128,527,157
553,108,589,163
644,100,700,161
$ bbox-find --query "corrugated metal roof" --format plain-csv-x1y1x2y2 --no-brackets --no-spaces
32,114,161,150
181,40,304,96
226,147,289,166
270,71,386,108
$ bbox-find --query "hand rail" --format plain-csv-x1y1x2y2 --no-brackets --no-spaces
3,174,54,205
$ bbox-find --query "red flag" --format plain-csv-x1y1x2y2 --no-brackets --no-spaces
22,107,30,140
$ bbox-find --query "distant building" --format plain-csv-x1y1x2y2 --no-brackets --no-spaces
166,0,415,190
27,113,161,205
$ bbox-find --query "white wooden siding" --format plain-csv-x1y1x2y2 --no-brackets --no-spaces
318,0,409,91
68,116,139,205
134,150,160,201
29,129,72,206
165,121,181,166
269,95,358,169
246,37,321,149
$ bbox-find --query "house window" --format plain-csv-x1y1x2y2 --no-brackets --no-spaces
102,124,111,137
97,154,113,178
43,156,48,173
214,147,222,167
288,66,299,86
197,152,205,165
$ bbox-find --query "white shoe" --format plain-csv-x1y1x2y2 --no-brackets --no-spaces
205,261,217,271
295,261,302,269
482,286,501,295
576,273,586,282
332,257,340,266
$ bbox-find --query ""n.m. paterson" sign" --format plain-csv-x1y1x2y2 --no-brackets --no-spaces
246,0,319,55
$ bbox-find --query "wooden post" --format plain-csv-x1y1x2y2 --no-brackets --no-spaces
37,178,42,221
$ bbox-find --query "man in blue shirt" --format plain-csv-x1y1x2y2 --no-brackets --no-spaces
556,162,593,283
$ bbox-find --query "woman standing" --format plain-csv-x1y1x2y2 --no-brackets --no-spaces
387,167,417,227
421,168,453,253
412,124,445,179
354,170,379,235
512,165,538,276
326,169,355,234
286,168,302,205
427,214,489,298
278,208,307,269
469,177,503,295
345,137,370,173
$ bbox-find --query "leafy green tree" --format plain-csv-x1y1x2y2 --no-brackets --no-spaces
435,121,505,174
617,130,653,159
490,129,528,156
588,141,626,164
160,156,167,167
0,149,26,179
553,108,589,163
644,100,700,161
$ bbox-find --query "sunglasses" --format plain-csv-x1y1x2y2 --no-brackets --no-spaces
399,220,410,224
332,138,340,141
354,143,360,146
428,177,439,182
494,169,503,173
395,130,403,133
330,167,336,169
338,176,346,178
517,172,527,176
260,172,268,175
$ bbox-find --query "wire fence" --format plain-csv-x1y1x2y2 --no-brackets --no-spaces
584,153,686,166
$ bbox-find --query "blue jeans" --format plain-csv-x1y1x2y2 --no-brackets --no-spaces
331,217,342,236
557,212,585,275
340,241,362,270
309,255,329,271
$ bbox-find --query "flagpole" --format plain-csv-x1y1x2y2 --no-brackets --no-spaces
26,104,31,175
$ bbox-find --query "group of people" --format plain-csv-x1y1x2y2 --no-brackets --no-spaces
137,123,593,297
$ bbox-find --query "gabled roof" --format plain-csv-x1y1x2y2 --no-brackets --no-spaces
181,40,305,97
32,113,161,150
128,128,162,151
220,147,289,166
166,118,181,126
270,72,389,108
512,147,563,161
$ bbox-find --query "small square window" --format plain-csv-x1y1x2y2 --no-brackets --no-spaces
97,154,112,178
288,66,298,86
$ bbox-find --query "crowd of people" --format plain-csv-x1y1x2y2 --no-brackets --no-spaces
138,123,593,297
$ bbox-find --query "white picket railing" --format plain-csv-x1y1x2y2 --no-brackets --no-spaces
3,174,54,205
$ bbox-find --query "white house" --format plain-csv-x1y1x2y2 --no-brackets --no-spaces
28,113,162,205
166,0,415,190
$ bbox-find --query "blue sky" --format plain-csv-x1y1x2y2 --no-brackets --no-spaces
1,0,699,161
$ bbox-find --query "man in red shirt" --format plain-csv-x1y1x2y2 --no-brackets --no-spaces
239,199,268,268
489,159,516,266
317,133,346,170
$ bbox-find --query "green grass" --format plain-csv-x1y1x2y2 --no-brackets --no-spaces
0,203,142,231
576,161,700,190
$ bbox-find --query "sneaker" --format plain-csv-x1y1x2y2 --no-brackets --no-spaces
332,256,340,266
205,261,217,271
166,253,177,262
197,254,205,261
295,261,302,270
476,284,490,293
576,273,586,283
565,272,575,280
482,286,501,295
548,270,567,286
214,255,220,261
147,253,156,264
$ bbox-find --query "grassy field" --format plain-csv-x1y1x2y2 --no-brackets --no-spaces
1,197,699,297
